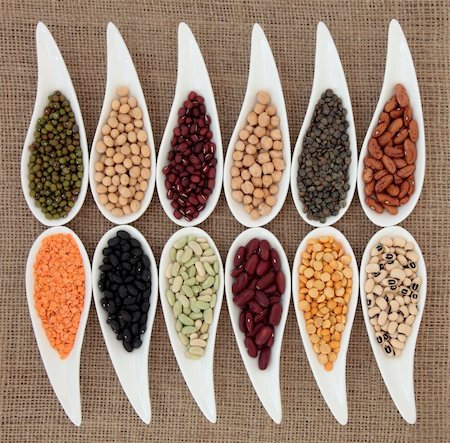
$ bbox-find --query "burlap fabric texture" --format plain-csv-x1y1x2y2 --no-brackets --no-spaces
0,0,448,442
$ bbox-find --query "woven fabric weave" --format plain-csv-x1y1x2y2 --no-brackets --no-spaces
0,0,448,441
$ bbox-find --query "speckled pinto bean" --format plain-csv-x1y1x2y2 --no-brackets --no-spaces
365,236,421,357
363,84,418,215
165,235,220,359
230,91,285,219
231,237,285,370
162,91,217,221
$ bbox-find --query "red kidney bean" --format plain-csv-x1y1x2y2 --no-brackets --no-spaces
258,347,271,370
276,271,285,293
231,237,285,370
245,311,254,332
269,303,282,326
239,311,246,333
245,238,260,258
255,325,272,346
233,288,254,307
258,240,270,261
271,249,281,271
244,253,260,275
162,91,217,221
254,290,269,307
256,259,271,276
234,246,245,267
245,337,258,358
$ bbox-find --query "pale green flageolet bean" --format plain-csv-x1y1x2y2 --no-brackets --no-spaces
178,313,194,326
196,300,210,310
166,289,175,306
181,325,197,335
182,284,194,298
167,235,220,360
202,275,215,289
174,237,187,249
178,332,189,346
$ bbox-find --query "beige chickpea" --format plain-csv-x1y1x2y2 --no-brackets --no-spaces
266,195,277,207
258,202,272,215
258,113,270,128
250,209,260,219
249,162,262,177
260,135,273,150
234,161,243,168
272,170,283,183
273,140,283,151
257,91,271,105
245,144,257,155
270,150,283,159
232,190,244,203
257,152,271,164
231,166,240,177
251,177,262,188
271,115,280,127
271,128,282,140
235,140,246,152
231,176,244,190
252,197,263,207
253,188,264,199
241,180,254,195
269,184,279,195
248,134,259,146
94,171,105,183
253,126,266,138
273,157,285,171
243,195,253,205
247,111,258,126
241,169,251,181
266,105,277,116
262,174,273,188
242,154,255,167
239,129,250,141
244,204,253,214
262,162,275,175
232,150,244,161
254,102,266,114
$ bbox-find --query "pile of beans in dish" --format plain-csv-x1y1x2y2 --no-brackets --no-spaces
98,230,152,352
34,233,85,358
28,91,83,220
165,235,219,359
162,91,217,221
231,238,285,370
297,236,352,371
230,92,285,219
94,86,151,217
363,84,418,215
297,89,351,223
365,236,421,357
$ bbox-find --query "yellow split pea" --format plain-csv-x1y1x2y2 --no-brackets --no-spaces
298,236,352,371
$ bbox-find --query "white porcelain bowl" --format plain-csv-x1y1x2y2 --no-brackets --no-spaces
291,22,357,227
224,24,291,228
156,22,223,227
25,226,92,425
91,225,158,423
360,226,426,423
225,227,291,423
159,227,224,422
21,22,89,226
292,226,358,424
357,19,425,227
89,23,156,225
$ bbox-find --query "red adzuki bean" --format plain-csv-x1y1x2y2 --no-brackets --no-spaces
231,237,285,370
163,91,217,221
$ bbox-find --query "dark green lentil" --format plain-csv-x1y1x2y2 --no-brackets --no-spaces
28,91,83,219
297,89,351,223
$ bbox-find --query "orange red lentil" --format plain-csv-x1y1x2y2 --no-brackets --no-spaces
34,233,85,358
298,236,352,371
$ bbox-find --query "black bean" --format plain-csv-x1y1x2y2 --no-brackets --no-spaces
98,232,152,352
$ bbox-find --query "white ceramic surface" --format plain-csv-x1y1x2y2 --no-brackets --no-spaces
156,22,223,227
357,19,425,227
225,228,291,423
21,22,89,226
159,227,224,422
224,23,291,228
360,226,426,424
25,226,92,426
92,225,158,424
291,22,357,227
292,226,359,425
90,22,156,225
